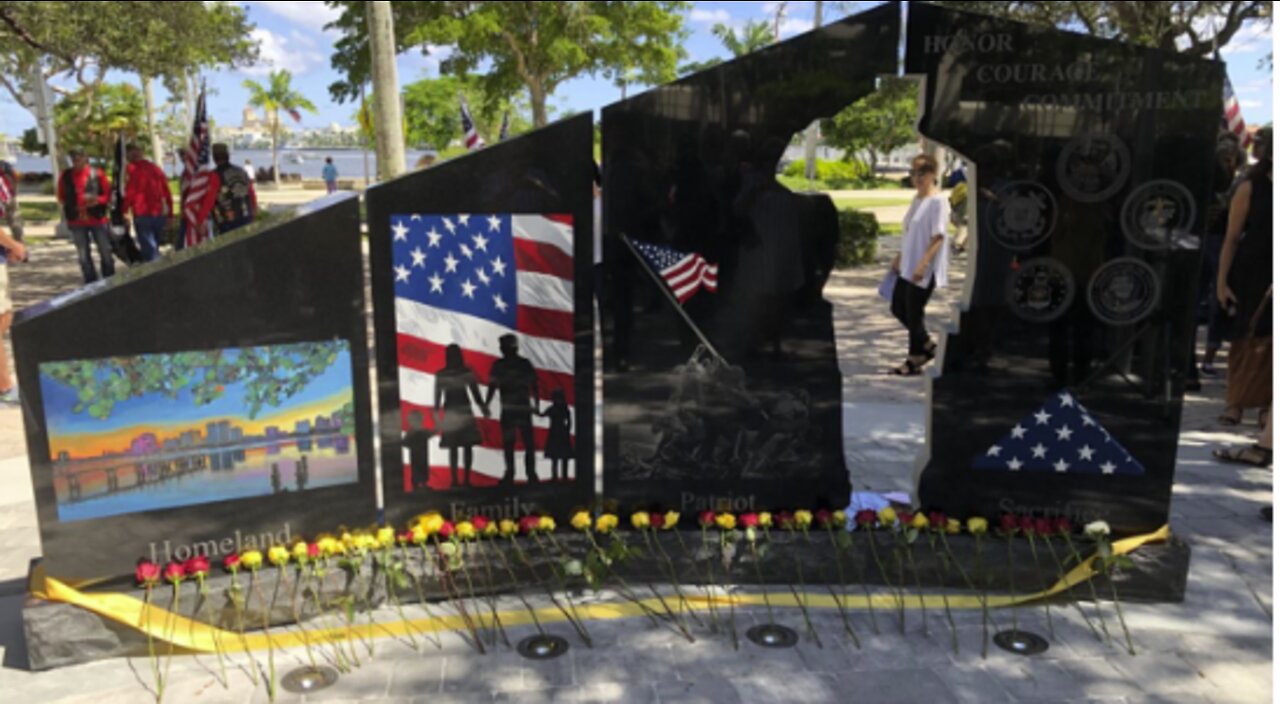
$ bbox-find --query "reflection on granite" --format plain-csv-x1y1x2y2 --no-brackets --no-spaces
907,3,1224,534
601,3,902,515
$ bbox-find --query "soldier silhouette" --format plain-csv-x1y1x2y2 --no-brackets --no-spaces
484,334,541,485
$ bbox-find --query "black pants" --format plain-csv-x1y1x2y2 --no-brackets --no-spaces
891,277,936,357
501,413,538,484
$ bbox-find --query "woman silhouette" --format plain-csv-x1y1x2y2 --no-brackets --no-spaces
434,344,488,488
540,389,573,481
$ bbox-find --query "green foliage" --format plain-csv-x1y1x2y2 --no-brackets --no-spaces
53,82,147,158
711,19,774,57
325,1,690,126
835,210,880,268
940,1,1271,56
41,341,347,421
824,76,920,175
835,530,854,551
243,70,318,181
20,127,46,157
782,158,871,188
373,75,527,150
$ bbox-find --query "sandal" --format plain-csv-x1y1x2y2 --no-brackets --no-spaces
889,359,922,376
923,340,938,361
1213,444,1273,468
1219,408,1244,426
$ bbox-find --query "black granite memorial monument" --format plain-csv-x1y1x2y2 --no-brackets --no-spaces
601,3,901,517
13,194,378,583
907,4,1224,535
367,115,595,526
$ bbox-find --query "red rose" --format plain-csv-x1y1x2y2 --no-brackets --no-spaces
898,511,916,528
135,560,161,587
815,510,833,528
855,510,877,527
163,562,186,584
1035,518,1054,536
308,543,321,559
1054,517,1073,535
223,554,242,572
999,514,1019,533
698,511,716,528
776,511,795,529
471,516,491,532
519,516,542,534
439,521,455,539
1018,516,1035,534
929,512,947,530
650,513,665,530
398,531,414,545
740,513,760,528
183,556,210,578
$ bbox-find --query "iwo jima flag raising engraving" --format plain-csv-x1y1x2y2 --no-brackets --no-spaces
391,213,575,491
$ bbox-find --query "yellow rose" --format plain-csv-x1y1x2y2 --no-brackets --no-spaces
833,511,848,526
419,513,445,537
631,512,651,530
663,511,680,530
483,521,499,537
715,513,736,531
359,534,380,551
291,542,310,562
499,519,518,537
596,514,619,534
341,531,356,549
240,550,264,571
410,526,428,544
268,546,290,567
316,537,339,557
571,511,593,531
967,517,989,535
911,513,929,531
795,510,814,528
538,516,556,533
946,519,962,535
377,527,396,548
878,507,898,528
456,521,477,540
759,512,773,529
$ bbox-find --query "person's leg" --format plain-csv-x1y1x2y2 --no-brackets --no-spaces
463,446,473,486
905,280,936,359
520,420,538,483
135,217,160,261
70,227,98,283
92,225,115,278
500,417,517,484
449,447,459,487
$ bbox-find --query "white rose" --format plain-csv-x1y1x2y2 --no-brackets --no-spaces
1084,521,1111,539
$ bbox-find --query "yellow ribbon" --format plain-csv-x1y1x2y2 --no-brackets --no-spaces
36,526,1168,653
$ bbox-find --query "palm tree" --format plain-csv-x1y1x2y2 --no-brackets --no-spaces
711,20,775,57
241,70,317,186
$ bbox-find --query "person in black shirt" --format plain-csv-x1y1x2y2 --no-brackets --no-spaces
485,334,540,485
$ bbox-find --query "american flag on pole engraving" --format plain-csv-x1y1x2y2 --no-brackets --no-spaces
631,238,718,304
1223,76,1253,150
392,213,575,490
972,390,1144,476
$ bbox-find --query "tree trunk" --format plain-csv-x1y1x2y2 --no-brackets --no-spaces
30,65,60,176
367,0,406,180
141,74,163,165
528,82,548,129
271,111,280,187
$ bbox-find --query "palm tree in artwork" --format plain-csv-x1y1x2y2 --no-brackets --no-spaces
241,70,317,186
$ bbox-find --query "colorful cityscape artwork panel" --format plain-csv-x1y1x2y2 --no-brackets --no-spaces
40,341,359,522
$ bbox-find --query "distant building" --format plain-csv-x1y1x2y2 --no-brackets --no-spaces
295,420,311,435
266,426,281,440
131,433,160,456
316,416,332,432
163,439,178,451
56,451,70,463
230,427,244,443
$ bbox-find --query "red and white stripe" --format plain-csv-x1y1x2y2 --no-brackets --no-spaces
1223,78,1253,150
181,88,214,247
663,253,718,303
396,215,574,491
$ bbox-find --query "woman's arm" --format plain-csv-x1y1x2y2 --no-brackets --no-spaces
1217,180,1253,308
913,235,946,284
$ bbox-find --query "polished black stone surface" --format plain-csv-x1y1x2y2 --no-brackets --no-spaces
600,3,901,517
13,194,377,583
907,3,1224,534
366,115,595,526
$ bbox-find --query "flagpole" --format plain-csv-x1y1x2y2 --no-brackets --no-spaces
618,234,727,365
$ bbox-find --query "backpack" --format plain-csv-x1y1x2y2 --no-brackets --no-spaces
212,163,254,226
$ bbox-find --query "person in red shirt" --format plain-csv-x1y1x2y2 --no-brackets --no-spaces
209,143,257,235
57,148,114,283
124,144,173,261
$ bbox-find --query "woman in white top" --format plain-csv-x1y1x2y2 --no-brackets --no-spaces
889,153,951,376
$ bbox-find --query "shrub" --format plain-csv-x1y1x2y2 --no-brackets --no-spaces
783,158,871,188
835,209,879,268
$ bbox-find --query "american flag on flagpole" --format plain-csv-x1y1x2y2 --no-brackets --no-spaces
460,96,485,151
972,390,1144,476
1223,76,1252,149
631,238,719,304
180,84,215,247
392,213,575,490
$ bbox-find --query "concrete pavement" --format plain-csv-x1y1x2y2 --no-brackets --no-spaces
0,217,1268,702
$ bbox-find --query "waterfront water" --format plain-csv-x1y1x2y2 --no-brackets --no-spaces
54,438,358,523
7,148,437,180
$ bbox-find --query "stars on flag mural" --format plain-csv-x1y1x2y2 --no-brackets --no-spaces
391,213,576,492
972,390,1144,476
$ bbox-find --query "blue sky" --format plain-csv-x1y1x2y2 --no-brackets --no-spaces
0,1,1273,138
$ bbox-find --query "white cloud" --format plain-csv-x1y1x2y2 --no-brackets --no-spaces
777,17,811,38
1221,21,1272,55
244,1,341,35
240,28,326,76
690,8,731,25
